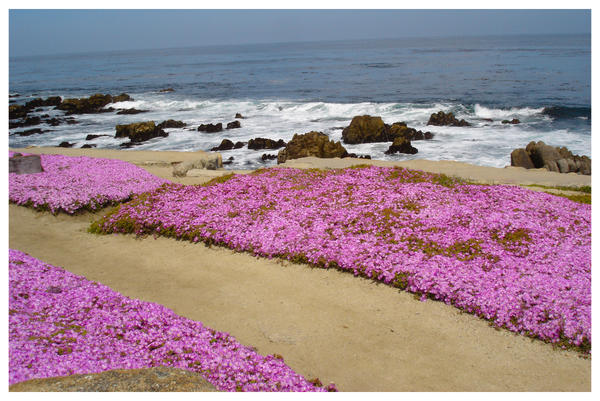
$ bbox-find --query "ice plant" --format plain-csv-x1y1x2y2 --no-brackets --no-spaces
91,166,591,352
9,249,327,391
9,152,169,214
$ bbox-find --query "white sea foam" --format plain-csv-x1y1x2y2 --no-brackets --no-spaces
8,94,590,170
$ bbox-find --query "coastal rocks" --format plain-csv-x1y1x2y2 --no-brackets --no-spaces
235,113,245,119
502,119,520,124
248,137,287,150
510,141,591,175
198,123,223,133
116,108,148,115
85,134,111,141
58,141,74,148
427,111,471,127
226,120,241,129
9,367,217,392
159,88,175,93
172,154,223,176
277,131,348,164
341,115,434,144
115,121,168,145
57,93,131,114
158,119,186,129
385,137,418,155
342,115,389,144
9,153,44,174
212,139,245,151
12,128,46,136
261,153,278,161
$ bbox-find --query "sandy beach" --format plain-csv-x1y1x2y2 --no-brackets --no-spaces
9,147,591,391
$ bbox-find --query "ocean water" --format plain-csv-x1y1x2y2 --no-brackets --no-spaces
9,34,591,170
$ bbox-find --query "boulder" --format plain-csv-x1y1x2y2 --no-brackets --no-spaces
384,137,418,155
115,121,168,143
510,148,535,169
159,88,175,93
248,138,286,150
388,122,433,141
235,113,245,119
158,119,186,129
9,154,44,174
9,367,217,392
226,120,241,129
9,104,29,119
58,141,74,148
81,144,96,149
261,153,278,161
198,123,223,133
211,139,235,151
233,141,245,149
341,115,390,144
427,111,471,127
277,131,348,164
116,108,148,115
502,118,521,124
511,141,591,175
86,134,110,141
172,153,223,176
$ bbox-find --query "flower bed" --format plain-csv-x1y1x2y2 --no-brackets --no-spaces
91,166,591,352
9,152,169,214
9,249,330,391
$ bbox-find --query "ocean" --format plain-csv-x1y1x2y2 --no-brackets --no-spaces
9,34,591,170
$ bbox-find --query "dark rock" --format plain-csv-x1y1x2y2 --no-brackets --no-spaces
385,137,418,155
45,118,62,126
43,96,62,107
9,116,42,129
277,131,348,164
13,128,45,136
248,138,287,150
510,148,535,169
388,122,433,141
502,119,521,124
261,153,278,161
159,88,175,93
9,154,44,174
65,117,78,125
198,123,223,133
226,120,241,129
9,104,29,119
85,134,110,141
57,93,131,114
112,93,132,103
158,119,186,129
81,144,96,149
211,139,235,151
117,108,148,115
427,111,471,127
341,115,390,144
235,113,245,119
9,93,20,98
58,141,74,148
115,121,168,143
233,141,245,149
9,367,217,392
223,156,235,165
344,153,372,160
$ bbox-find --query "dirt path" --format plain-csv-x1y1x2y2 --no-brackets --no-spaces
9,204,591,391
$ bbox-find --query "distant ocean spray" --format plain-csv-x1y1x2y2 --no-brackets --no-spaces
9,34,590,170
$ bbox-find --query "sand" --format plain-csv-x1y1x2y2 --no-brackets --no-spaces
8,147,591,391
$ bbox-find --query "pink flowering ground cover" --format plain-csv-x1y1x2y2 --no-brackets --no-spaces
9,152,169,214
9,249,331,391
91,166,591,352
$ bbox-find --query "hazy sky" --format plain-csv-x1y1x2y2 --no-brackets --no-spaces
9,9,591,57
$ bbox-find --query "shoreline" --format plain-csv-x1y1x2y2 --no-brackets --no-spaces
10,146,591,189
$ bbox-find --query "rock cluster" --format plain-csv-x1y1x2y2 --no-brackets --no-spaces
115,121,168,147
248,138,287,150
211,139,245,151
427,111,471,127
277,131,348,164
57,93,131,114
511,141,591,175
198,123,223,133
9,367,217,392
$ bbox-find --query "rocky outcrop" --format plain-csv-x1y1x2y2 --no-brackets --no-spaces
510,141,591,175
277,131,348,164
341,116,433,144
211,139,235,151
248,138,286,150
115,121,168,145
342,115,389,144
172,154,223,175
9,154,44,174
235,113,245,119
427,111,471,127
385,137,418,155
12,128,46,136
116,108,148,115
57,93,132,114
158,119,186,129
198,123,223,133
226,120,241,129
9,367,217,392
502,119,520,124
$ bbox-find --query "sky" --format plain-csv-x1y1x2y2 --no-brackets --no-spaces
8,9,593,58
